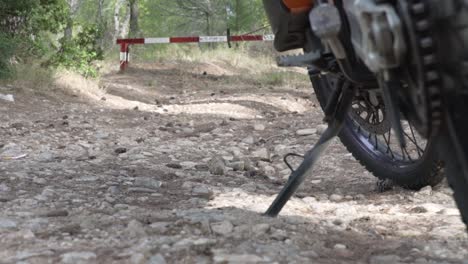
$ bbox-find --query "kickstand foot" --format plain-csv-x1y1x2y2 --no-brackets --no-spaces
265,80,355,217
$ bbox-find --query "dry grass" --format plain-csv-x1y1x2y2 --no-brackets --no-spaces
6,63,55,90
53,70,106,100
125,45,310,88
129,45,278,74
5,46,310,104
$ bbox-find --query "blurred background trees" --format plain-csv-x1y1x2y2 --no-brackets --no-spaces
0,0,268,79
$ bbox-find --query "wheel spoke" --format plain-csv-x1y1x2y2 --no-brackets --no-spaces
409,123,423,157
383,129,395,159
401,145,414,162
402,130,425,154
345,81,427,165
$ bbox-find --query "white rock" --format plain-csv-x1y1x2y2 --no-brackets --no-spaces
126,220,146,237
242,136,255,145
369,255,402,264
296,128,317,136
334,244,347,250
0,218,17,229
208,157,226,175
95,131,110,140
214,254,263,264
417,186,433,196
0,143,24,159
130,253,145,264
222,155,234,161
440,208,460,216
355,194,366,200
25,218,48,232
229,147,243,158
63,144,88,160
174,237,216,248
430,225,462,238
37,151,55,162
274,144,287,153
180,161,198,169
181,128,194,134
414,258,428,264
254,124,265,131
150,222,170,233
329,194,343,202
134,177,162,190
421,203,445,214
108,186,121,195
270,229,288,241
0,94,14,102
316,124,328,135
32,177,47,185
0,183,11,193
263,166,276,176
192,185,213,199
61,252,97,264
211,220,234,236
228,161,245,171
252,223,270,235
251,148,269,160
302,197,317,204
148,254,167,264
301,250,319,258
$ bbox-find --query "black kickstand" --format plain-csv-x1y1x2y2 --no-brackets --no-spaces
265,80,355,217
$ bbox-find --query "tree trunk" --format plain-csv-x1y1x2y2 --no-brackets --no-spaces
97,0,104,23
129,0,140,37
114,0,125,40
121,9,131,38
205,12,213,48
95,0,105,49
64,0,81,41
64,20,73,41
64,0,78,41
235,0,240,33
205,12,211,36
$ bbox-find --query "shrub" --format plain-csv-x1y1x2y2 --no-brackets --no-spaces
48,25,104,78
0,33,15,79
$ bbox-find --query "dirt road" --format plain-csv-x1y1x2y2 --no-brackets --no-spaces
0,62,467,263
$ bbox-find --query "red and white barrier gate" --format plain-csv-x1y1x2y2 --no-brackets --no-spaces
117,34,274,71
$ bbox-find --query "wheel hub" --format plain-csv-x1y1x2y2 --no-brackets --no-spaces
350,90,391,135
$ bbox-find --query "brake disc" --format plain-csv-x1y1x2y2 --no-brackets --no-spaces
350,90,391,135
326,77,391,135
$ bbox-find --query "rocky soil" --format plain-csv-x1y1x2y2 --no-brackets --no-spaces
0,62,467,264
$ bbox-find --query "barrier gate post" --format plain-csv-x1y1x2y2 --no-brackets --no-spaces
120,43,129,72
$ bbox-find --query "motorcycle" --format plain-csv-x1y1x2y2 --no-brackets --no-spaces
262,0,468,229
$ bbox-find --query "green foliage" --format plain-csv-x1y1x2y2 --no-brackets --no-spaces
1,0,68,35
28,0,69,34
0,0,69,79
1,0,270,80
140,0,268,37
227,0,268,34
49,25,104,78
0,33,16,79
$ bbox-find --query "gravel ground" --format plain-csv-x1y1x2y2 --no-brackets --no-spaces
0,62,467,264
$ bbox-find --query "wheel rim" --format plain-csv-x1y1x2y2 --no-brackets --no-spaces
327,75,428,167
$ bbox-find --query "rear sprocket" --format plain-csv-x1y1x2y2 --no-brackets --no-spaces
397,0,443,137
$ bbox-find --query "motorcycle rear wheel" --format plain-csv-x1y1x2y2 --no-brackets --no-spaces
310,72,444,190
